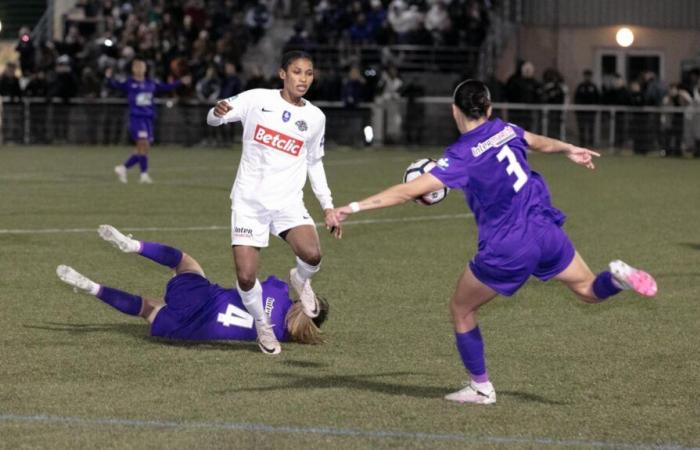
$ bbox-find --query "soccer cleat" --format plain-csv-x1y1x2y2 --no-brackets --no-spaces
98,224,140,253
114,165,128,183
255,319,281,355
289,268,320,318
609,260,657,297
445,381,496,405
56,265,99,295
139,173,153,184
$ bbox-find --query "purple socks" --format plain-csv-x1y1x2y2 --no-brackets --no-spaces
124,154,139,168
592,271,622,300
138,155,148,173
96,286,142,316
123,154,148,173
455,327,489,383
138,242,183,268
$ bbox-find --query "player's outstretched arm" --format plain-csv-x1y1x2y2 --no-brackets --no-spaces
334,173,445,222
524,131,600,170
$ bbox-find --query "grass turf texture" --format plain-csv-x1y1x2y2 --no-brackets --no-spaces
0,145,698,449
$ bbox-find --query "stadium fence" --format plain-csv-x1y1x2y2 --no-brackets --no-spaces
1,97,698,152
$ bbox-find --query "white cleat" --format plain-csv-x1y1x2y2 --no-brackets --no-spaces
97,224,140,253
114,165,128,183
139,173,153,184
56,265,98,295
255,320,281,355
445,381,497,405
609,260,657,297
289,268,320,318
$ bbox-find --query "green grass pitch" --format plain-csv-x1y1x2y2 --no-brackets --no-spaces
0,145,698,449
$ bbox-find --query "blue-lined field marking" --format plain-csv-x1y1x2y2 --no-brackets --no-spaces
0,213,473,235
0,414,695,449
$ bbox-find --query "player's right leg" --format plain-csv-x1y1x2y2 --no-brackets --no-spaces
56,265,163,323
231,208,281,355
445,266,499,405
233,245,280,355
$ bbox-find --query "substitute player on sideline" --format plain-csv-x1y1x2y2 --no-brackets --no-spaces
333,80,657,404
207,51,341,355
106,58,190,184
56,225,329,346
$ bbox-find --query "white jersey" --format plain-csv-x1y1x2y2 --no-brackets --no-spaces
207,88,332,212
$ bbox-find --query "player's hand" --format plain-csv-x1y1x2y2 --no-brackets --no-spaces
104,67,113,78
214,100,232,118
324,209,342,239
180,75,192,85
565,145,600,170
334,205,354,223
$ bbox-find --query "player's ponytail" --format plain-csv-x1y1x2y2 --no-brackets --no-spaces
285,297,329,345
453,79,491,120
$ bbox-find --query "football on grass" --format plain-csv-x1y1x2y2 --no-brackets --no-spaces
403,158,449,205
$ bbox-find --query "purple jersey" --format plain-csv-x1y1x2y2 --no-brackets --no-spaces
430,118,565,247
108,77,180,118
150,275,293,341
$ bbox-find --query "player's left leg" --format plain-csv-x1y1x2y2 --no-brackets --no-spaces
136,138,153,184
56,265,163,323
445,266,499,405
281,224,322,318
554,251,657,301
97,225,204,275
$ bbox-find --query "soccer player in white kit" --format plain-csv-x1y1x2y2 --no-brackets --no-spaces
206,51,341,355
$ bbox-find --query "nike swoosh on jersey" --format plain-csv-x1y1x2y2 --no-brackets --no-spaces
261,107,273,112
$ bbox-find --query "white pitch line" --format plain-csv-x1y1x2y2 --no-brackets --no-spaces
0,213,474,235
0,414,693,449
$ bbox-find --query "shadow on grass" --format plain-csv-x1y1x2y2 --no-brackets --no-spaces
225,372,565,404
679,242,700,251
23,322,259,353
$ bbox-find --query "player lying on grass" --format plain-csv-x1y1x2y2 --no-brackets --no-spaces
333,79,657,405
56,225,328,348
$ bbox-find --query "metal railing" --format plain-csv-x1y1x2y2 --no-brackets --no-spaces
2,97,699,154
0,98,373,147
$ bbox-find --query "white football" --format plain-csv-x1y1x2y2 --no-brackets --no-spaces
402,158,449,205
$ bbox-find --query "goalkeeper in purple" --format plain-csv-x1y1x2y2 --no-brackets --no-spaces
56,225,328,347
334,79,657,404
105,58,189,184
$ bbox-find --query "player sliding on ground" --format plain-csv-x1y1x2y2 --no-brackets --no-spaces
56,225,328,348
206,51,341,356
333,79,657,405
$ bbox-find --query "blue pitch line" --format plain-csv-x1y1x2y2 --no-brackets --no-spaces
0,213,474,235
0,414,695,449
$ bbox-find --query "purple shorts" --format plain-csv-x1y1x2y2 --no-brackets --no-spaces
469,216,575,296
128,116,154,143
150,273,214,338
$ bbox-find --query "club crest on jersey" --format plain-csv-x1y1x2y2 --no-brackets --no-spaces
282,110,291,122
253,124,304,156
295,120,308,132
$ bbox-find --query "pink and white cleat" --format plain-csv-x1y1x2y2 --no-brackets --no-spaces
609,260,657,297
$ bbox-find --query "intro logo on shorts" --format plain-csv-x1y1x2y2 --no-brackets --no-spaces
253,124,304,156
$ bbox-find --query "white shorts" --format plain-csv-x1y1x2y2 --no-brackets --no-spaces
231,201,315,247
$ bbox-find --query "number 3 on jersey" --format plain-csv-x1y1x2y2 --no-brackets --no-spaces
497,145,528,192
217,304,254,328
